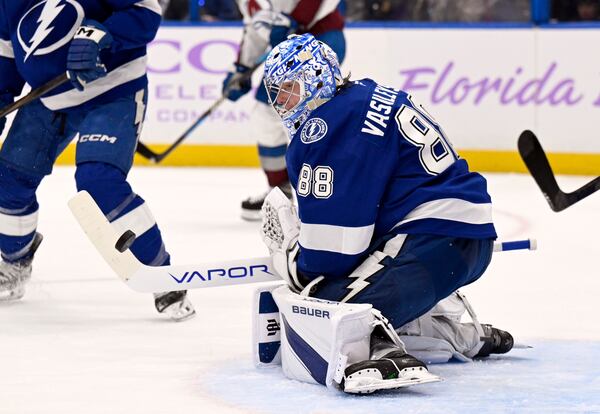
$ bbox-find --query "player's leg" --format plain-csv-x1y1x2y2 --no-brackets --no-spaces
310,233,494,330
398,291,514,362
74,89,194,321
304,234,507,376
0,100,66,300
0,163,44,301
257,284,440,393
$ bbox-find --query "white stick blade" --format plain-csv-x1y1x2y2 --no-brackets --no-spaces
68,191,140,281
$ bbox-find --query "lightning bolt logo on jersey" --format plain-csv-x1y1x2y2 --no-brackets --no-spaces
17,0,83,61
300,118,327,144
0,0,162,110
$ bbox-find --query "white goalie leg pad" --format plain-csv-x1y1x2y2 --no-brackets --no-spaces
252,281,287,367
271,285,375,390
398,290,485,363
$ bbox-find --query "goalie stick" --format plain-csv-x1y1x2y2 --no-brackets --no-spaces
68,191,280,293
69,191,537,294
518,130,600,212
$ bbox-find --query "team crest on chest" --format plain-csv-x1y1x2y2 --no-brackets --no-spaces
300,118,328,144
17,0,84,61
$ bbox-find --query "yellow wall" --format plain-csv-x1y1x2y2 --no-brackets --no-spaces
53,143,600,176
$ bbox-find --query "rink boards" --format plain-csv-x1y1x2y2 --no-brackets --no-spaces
4,23,600,174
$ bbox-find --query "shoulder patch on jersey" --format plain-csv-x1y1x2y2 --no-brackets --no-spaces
300,118,328,144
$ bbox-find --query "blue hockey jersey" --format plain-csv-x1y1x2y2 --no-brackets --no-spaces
287,79,497,280
0,0,161,110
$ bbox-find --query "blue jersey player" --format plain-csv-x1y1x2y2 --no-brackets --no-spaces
260,34,514,390
0,0,194,321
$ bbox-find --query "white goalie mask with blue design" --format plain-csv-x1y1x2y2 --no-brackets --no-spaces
263,33,343,137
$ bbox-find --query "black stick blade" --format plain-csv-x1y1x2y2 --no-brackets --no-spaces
135,141,159,163
518,130,566,211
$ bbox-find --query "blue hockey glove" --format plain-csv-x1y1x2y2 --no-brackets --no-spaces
66,20,113,91
0,93,13,136
269,14,297,47
222,63,252,102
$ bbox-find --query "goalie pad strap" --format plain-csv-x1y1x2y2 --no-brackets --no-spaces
252,282,286,367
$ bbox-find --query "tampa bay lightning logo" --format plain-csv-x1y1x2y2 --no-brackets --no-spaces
300,118,328,144
17,0,84,61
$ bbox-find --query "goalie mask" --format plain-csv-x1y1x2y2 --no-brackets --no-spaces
263,33,343,137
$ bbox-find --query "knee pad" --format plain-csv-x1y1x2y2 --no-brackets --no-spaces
252,284,398,390
398,291,485,363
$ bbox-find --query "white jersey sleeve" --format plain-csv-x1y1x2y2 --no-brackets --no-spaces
235,0,297,67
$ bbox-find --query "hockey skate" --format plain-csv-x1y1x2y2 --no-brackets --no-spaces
0,232,43,302
476,324,514,357
342,350,441,394
241,182,293,221
154,290,196,322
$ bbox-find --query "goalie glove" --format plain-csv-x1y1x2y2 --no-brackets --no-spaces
260,187,304,292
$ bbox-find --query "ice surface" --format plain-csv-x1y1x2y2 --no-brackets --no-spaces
1,167,599,414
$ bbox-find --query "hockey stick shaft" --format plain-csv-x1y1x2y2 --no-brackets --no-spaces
518,130,600,211
0,73,69,119
137,57,267,163
0,74,161,161
139,95,227,163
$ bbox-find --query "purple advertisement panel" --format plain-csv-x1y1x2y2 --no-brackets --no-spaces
142,27,600,153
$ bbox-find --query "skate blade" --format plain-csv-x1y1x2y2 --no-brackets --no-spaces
171,309,196,322
343,367,442,394
158,301,197,322
0,285,25,302
241,210,262,221
513,342,533,349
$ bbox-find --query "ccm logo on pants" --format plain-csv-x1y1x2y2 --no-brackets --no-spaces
78,134,117,144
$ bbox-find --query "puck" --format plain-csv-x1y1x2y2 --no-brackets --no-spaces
115,230,136,252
